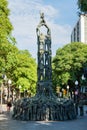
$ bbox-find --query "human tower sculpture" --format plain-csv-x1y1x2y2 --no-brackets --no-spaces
12,13,76,121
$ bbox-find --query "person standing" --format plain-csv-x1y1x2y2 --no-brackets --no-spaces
7,99,12,111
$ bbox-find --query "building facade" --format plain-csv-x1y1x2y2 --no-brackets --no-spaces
71,14,87,43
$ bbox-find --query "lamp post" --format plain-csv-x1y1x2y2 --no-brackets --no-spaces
75,80,78,94
8,79,12,99
75,80,78,86
67,85,69,98
81,74,85,93
75,80,79,115
82,74,85,80
75,80,79,102
79,74,85,116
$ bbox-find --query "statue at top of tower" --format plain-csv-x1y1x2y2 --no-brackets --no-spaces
40,12,46,24
36,12,51,37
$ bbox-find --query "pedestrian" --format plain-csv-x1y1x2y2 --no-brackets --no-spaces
7,99,12,111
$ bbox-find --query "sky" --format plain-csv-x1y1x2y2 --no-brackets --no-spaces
8,0,79,59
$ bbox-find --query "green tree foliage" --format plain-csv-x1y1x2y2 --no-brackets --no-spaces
6,50,37,96
0,0,16,44
77,0,87,13
0,43,37,96
0,41,37,96
0,0,37,96
0,0,17,76
52,42,87,90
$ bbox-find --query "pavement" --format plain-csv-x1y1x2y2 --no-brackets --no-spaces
0,105,87,130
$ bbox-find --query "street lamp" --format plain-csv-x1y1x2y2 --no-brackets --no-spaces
67,85,69,98
81,74,85,93
82,74,85,80
75,80,79,101
8,79,12,99
75,80,78,86
75,80,79,115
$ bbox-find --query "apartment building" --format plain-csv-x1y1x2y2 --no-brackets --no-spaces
71,14,87,43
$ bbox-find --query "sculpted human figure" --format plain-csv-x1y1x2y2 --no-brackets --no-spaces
36,12,51,37
39,33,45,44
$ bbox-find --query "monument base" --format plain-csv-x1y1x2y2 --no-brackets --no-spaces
12,94,76,121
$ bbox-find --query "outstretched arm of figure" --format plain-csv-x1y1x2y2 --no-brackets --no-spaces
36,27,40,36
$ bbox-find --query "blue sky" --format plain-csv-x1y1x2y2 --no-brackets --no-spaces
8,0,78,58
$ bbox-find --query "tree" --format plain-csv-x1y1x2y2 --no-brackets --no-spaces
6,50,37,96
0,0,16,72
0,0,16,80
0,0,37,96
0,0,16,44
77,0,87,14
0,40,37,97
52,42,87,91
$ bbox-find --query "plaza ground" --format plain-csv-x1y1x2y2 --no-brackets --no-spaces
0,105,87,130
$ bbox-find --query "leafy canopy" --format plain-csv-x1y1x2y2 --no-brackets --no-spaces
52,42,87,89
0,0,37,96
77,0,87,13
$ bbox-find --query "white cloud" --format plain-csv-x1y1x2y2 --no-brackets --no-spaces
8,0,71,58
